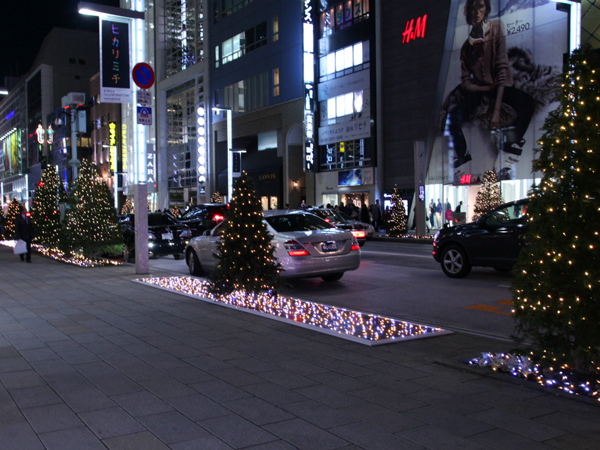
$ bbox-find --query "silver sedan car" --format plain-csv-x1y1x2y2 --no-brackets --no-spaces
185,210,361,282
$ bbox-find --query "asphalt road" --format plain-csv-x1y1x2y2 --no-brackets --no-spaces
143,240,518,340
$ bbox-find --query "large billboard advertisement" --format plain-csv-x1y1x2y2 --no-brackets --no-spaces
428,0,569,184
100,19,132,103
1,130,21,176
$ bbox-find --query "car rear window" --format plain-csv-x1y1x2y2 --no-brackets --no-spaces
265,214,335,232
148,214,180,226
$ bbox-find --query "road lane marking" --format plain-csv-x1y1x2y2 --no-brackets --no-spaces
464,299,514,316
360,250,432,259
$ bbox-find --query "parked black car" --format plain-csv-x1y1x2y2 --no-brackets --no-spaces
120,213,192,261
178,204,228,237
432,199,529,278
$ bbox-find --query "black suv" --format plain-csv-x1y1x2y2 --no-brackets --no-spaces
432,199,529,278
120,213,192,261
178,204,228,237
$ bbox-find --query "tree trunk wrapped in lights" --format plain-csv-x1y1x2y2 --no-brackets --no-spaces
387,186,407,237
512,46,600,374
62,159,123,258
472,170,504,222
31,167,66,248
209,171,282,297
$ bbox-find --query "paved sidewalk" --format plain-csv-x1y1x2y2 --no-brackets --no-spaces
0,246,598,450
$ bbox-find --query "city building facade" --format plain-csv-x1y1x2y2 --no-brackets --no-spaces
0,28,99,212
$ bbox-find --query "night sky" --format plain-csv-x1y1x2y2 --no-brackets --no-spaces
0,0,120,87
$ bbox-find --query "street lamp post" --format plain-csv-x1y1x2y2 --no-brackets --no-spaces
212,107,233,201
78,1,149,274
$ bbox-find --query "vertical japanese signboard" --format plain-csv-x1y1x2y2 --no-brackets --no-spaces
100,19,133,103
303,0,316,172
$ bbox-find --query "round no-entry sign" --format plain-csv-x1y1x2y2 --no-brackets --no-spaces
132,63,155,89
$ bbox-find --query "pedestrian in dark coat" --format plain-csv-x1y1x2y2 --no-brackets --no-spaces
15,205,34,262
360,204,370,224
370,200,383,231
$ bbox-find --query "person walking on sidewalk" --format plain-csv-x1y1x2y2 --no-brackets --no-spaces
15,205,34,263
370,199,382,231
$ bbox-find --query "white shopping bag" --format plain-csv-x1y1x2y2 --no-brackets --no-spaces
14,239,27,255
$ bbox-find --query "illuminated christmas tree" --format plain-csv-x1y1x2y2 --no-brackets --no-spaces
209,171,282,296
63,159,123,257
31,166,65,248
4,198,20,239
211,191,223,203
121,198,134,214
387,186,407,237
472,170,504,221
512,46,600,373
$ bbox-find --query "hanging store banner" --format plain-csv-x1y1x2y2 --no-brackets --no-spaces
100,19,132,103
318,118,370,146
428,0,569,184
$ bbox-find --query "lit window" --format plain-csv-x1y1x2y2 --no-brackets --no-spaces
336,49,345,72
327,98,336,119
327,53,336,75
344,46,353,69
344,93,353,115
353,42,363,65
274,67,280,96
215,46,220,68
273,16,279,41
336,96,345,117
354,91,363,113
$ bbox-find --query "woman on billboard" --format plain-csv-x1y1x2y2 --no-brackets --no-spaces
449,0,535,178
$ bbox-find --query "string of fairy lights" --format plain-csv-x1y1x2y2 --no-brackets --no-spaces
467,352,599,401
136,276,450,345
0,240,122,267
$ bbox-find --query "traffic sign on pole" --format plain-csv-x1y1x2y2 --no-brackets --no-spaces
137,106,152,126
132,63,155,89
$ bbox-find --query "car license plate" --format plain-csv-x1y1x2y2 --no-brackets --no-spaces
321,241,338,252
162,232,173,240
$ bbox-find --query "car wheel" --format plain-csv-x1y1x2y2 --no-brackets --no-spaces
123,245,133,262
321,272,344,282
440,245,471,278
173,254,182,260
187,249,204,276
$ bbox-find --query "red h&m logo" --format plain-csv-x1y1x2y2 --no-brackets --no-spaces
402,14,427,44
459,174,472,185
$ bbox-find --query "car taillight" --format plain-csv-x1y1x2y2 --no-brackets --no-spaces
180,228,192,238
284,239,309,256
351,230,366,239
324,218,330,222
351,237,360,251
148,232,156,240
213,214,224,222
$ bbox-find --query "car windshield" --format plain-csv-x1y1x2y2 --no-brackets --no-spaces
181,209,208,220
265,214,335,232
148,214,180,227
